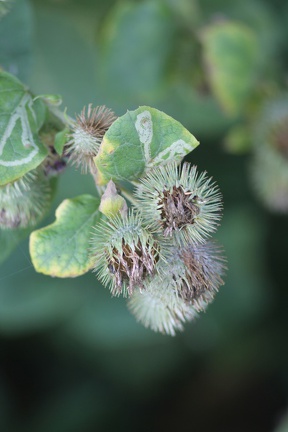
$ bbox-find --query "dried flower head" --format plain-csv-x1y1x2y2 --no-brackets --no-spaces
134,162,222,245
162,241,226,311
66,104,116,173
91,212,160,297
0,169,51,229
127,275,198,336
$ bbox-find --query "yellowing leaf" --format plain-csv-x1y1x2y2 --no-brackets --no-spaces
30,195,101,278
94,106,199,184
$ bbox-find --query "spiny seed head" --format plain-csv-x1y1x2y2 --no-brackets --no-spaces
127,275,198,336
0,169,51,229
91,211,160,297
161,241,226,312
134,162,222,245
66,104,117,173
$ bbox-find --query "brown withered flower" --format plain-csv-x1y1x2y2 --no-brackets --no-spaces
178,242,226,309
91,211,160,297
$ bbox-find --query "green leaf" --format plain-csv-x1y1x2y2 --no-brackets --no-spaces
94,106,199,184
0,71,48,185
54,127,69,156
164,0,200,27
30,194,102,278
99,1,176,102
201,21,259,116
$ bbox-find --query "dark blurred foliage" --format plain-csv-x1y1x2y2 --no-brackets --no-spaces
1,0,288,431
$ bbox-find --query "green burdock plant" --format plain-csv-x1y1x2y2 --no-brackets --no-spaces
0,70,226,335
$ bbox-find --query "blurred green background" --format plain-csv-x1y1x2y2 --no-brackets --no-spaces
1,0,288,431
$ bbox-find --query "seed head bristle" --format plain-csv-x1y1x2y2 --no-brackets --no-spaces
0,169,51,229
66,104,117,173
127,275,198,336
91,211,161,297
134,162,222,245
177,241,226,310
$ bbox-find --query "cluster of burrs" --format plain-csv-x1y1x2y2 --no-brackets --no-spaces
67,104,226,336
